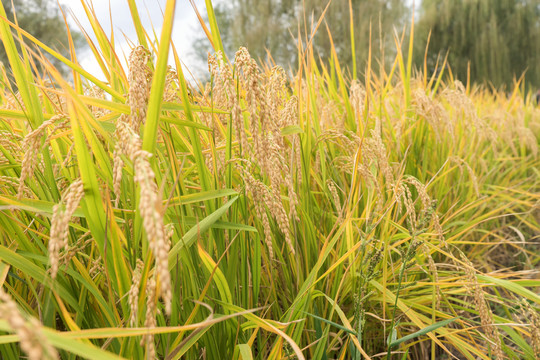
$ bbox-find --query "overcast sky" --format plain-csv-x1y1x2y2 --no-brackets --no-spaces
58,0,208,80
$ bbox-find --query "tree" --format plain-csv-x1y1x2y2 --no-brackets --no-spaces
194,0,408,76
414,0,540,88
0,0,84,80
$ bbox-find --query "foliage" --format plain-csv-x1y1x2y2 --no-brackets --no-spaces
414,0,540,89
194,0,407,77
205,0,540,90
0,0,539,359
0,0,84,80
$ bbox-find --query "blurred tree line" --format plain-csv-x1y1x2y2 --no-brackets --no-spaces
1,0,538,89
199,0,540,89
195,0,406,77
415,0,540,89
0,0,84,80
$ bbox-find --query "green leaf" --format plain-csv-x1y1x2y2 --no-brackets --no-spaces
281,125,304,135
204,0,225,54
198,244,233,306
178,189,238,205
173,217,256,233
304,312,356,335
233,344,253,360
477,275,540,305
168,196,238,267
389,317,459,348
0,321,125,360
0,246,80,311
142,0,177,155
0,196,84,217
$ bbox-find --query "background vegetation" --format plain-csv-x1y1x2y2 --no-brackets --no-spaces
203,0,540,89
414,0,540,89
197,0,406,76
0,0,538,359
0,0,84,78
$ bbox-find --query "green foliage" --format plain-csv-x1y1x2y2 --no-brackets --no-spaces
0,0,84,80
195,0,407,75
414,0,540,88
204,0,540,90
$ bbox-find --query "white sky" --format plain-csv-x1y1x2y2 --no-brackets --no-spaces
58,0,208,80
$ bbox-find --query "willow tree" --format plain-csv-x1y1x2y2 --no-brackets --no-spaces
414,0,540,88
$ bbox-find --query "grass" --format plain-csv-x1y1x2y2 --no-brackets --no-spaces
0,0,539,359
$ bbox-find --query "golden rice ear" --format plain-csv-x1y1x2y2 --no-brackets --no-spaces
49,178,85,280
411,87,453,141
128,259,145,327
127,46,151,134
141,276,157,359
0,290,58,360
18,114,67,199
113,45,151,204
134,152,172,315
326,179,342,216
519,300,540,356
442,81,497,142
113,118,172,316
107,45,172,316
207,47,301,259
449,156,480,197
461,254,504,360
350,79,366,121
240,167,275,261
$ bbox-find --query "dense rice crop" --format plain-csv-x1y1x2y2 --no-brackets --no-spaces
0,1,539,359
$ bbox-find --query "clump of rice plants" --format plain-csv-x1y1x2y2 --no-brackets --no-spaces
0,1,539,359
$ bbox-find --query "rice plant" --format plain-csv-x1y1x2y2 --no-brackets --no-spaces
0,0,538,359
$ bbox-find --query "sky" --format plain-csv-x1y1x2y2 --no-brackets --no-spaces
58,0,208,80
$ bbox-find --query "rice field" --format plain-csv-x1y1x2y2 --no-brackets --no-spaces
0,1,539,359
